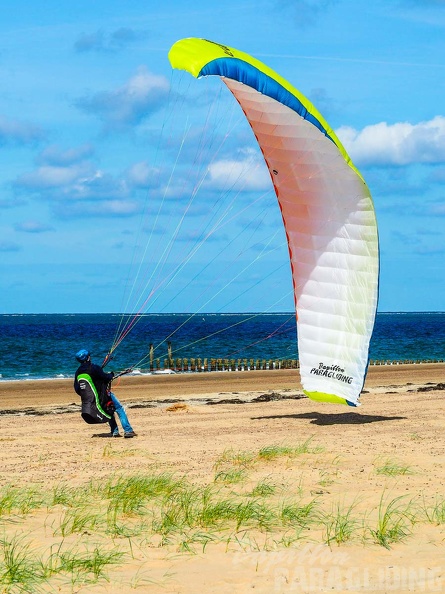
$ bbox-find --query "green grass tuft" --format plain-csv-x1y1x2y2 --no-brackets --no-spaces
369,494,413,549
258,438,323,460
375,458,414,477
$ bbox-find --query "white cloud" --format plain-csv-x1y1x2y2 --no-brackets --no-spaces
69,171,129,201
337,116,445,166
53,198,140,218
76,67,170,130
15,163,131,204
37,144,95,166
206,150,270,191
100,199,139,214
16,163,94,189
0,115,44,145
127,161,160,188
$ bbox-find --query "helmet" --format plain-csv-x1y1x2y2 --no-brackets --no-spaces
75,349,90,363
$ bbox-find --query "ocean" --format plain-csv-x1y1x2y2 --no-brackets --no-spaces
0,312,444,382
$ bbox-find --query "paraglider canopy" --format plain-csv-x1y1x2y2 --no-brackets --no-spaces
169,38,379,407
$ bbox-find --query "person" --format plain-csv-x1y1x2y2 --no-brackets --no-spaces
74,349,136,438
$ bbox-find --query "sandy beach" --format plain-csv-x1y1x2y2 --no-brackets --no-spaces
1,364,445,593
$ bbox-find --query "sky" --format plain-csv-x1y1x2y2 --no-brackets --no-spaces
1,0,444,314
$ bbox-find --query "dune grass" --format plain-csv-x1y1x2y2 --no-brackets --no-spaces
0,442,441,591
374,458,414,477
214,448,256,470
258,437,324,460
249,478,277,497
0,534,44,593
420,494,445,525
368,493,414,549
0,534,125,593
323,500,360,546
214,468,247,484
0,486,44,517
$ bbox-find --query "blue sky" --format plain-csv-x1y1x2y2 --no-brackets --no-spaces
1,0,444,314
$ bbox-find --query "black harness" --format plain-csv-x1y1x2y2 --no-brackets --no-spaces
76,373,115,424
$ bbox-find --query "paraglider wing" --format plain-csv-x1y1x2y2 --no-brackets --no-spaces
168,38,379,407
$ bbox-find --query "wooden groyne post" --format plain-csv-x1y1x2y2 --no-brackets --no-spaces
149,343,154,372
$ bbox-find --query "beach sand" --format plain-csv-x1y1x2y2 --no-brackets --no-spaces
0,364,444,593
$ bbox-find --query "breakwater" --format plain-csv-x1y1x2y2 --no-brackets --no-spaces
141,357,445,373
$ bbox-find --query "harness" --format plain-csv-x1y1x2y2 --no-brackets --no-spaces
77,373,114,424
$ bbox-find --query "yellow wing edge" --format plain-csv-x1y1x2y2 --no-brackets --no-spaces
168,37,365,183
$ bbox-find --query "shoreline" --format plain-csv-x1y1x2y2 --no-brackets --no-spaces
0,363,443,410
1,357,443,384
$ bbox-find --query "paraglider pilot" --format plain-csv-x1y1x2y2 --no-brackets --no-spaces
74,349,136,438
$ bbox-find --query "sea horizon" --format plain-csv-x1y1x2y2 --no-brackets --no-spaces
2,310,445,315
1,312,444,382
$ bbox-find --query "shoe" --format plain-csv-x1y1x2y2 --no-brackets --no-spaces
124,431,137,438
111,431,121,437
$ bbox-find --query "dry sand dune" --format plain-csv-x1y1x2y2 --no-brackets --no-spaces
0,364,444,593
